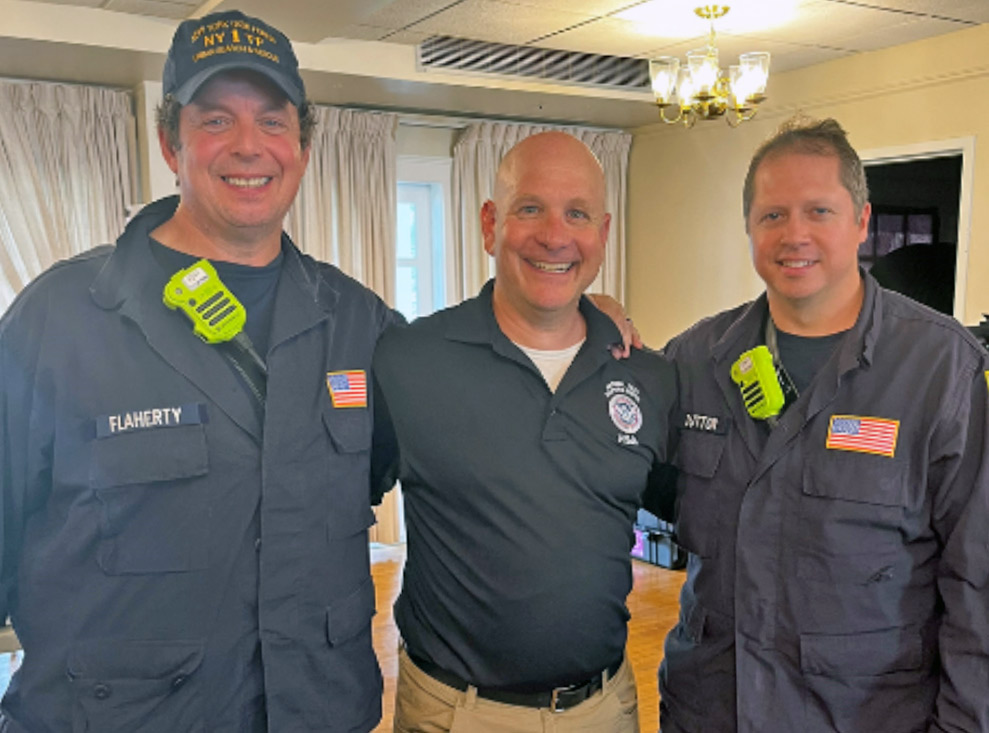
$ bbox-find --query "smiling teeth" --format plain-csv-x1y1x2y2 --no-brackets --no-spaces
531,261,573,273
783,260,813,268
224,176,270,188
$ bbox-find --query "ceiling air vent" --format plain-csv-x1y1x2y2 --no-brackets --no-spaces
418,35,650,91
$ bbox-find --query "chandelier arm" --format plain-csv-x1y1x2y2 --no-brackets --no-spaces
737,106,761,122
658,105,684,125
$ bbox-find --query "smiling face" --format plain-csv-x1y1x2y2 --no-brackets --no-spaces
747,151,870,334
482,132,610,343
158,70,309,262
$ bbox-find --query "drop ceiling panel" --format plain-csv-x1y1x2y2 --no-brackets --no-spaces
104,0,196,20
214,0,397,43
752,0,934,47
850,0,989,23
360,0,467,30
836,14,969,52
407,0,597,45
500,0,648,15
536,17,694,58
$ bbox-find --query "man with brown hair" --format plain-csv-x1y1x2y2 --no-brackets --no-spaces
657,117,989,732
0,10,398,731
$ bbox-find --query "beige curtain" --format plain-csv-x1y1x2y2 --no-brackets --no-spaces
0,80,133,311
287,106,404,544
288,106,398,305
451,121,631,304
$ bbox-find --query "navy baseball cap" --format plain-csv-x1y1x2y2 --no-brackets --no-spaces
162,10,305,106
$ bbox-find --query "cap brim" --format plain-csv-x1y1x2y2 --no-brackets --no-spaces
173,60,303,107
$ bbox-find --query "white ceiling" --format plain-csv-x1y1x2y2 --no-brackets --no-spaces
5,0,989,128
29,0,987,72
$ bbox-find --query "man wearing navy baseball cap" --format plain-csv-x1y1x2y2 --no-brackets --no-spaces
0,9,399,732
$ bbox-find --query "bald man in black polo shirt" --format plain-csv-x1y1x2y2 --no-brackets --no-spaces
373,131,675,732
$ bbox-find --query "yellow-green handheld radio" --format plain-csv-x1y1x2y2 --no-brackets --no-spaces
163,260,246,344
730,345,785,421
163,259,267,404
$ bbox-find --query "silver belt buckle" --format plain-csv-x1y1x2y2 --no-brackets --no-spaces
549,683,578,713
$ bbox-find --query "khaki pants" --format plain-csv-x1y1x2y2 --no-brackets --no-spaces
393,647,640,733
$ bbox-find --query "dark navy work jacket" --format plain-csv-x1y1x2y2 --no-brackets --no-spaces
660,274,989,733
0,198,399,732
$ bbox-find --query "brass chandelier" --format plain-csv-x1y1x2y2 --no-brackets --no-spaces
648,5,771,128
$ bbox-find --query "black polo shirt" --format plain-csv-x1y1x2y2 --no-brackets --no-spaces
373,280,676,689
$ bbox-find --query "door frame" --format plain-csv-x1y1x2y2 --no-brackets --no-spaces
860,137,975,323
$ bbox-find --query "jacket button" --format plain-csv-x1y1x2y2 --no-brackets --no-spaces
254,538,262,551
93,682,112,700
172,674,187,689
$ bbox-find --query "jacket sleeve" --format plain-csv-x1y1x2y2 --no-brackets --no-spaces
0,302,51,627
928,360,989,732
370,371,399,506
641,343,685,523
369,311,406,506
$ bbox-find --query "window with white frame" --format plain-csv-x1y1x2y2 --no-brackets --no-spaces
396,157,452,321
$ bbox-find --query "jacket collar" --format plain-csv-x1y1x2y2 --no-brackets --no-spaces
708,268,883,370
88,195,341,442
90,196,340,320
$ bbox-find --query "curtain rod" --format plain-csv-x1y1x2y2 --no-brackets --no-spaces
396,110,621,134
333,102,621,134
0,75,133,93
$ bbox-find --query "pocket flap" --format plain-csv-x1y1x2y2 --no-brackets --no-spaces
803,454,906,507
91,425,208,489
674,432,726,479
67,639,205,681
322,404,372,454
800,627,923,677
326,577,376,647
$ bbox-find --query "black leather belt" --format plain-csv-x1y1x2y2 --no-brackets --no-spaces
406,650,622,713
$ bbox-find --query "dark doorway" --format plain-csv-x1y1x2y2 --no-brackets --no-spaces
863,155,962,316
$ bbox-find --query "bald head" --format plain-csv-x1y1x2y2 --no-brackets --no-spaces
493,132,606,208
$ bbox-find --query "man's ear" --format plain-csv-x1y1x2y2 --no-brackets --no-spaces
856,201,872,241
481,200,497,256
599,212,612,247
158,126,180,176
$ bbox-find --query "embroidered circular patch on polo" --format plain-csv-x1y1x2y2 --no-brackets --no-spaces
609,394,642,434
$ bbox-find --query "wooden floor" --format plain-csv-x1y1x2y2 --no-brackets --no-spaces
370,544,685,732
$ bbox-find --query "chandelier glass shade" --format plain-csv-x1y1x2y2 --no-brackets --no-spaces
649,5,771,127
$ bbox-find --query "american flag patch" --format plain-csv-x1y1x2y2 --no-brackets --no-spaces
326,370,367,408
826,415,899,458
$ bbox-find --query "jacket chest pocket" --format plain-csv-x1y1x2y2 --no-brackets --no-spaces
90,424,209,574
673,430,727,558
798,453,908,556
321,405,376,540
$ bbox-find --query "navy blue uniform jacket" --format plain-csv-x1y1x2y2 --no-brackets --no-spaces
0,197,398,732
660,274,989,733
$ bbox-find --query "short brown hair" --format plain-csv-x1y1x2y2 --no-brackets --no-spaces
155,93,317,153
742,116,868,226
